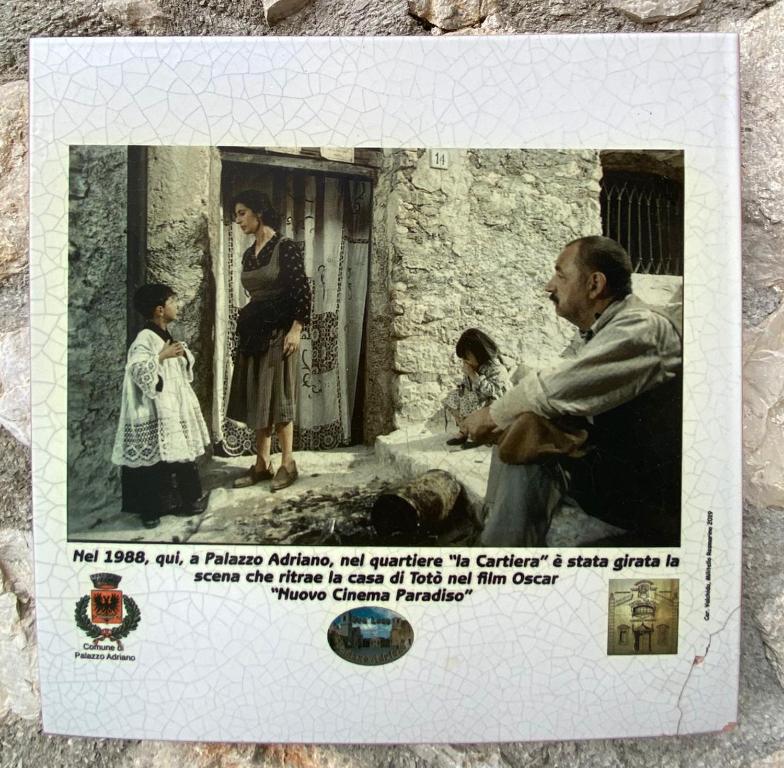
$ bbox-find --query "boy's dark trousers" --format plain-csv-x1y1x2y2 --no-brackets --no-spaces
121,461,202,524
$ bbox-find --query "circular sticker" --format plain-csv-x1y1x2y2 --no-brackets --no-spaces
327,607,414,666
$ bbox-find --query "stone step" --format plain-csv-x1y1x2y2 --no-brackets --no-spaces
375,425,494,518
376,425,624,546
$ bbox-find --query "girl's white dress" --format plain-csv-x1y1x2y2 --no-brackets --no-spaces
112,328,210,467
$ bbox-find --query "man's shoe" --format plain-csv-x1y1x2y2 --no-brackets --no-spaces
271,461,298,492
233,462,274,489
460,440,480,450
142,517,160,529
446,434,468,446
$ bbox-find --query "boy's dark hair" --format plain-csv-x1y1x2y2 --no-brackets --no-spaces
232,189,281,231
133,283,176,319
455,328,499,367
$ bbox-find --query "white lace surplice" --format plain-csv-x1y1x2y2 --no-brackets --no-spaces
111,329,210,467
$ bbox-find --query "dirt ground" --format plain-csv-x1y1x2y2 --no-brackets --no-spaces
68,428,622,547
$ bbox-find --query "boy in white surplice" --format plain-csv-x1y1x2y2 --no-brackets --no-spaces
112,284,210,529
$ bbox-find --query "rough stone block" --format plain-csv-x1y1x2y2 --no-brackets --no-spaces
744,302,784,509
394,337,447,375
0,426,30,529
632,274,682,308
755,574,784,689
0,326,30,446
0,81,27,282
263,0,314,24
613,0,702,23
736,2,784,511
0,529,37,720
734,2,784,304
395,376,445,424
102,0,169,32
751,751,784,768
408,0,494,30
394,150,420,170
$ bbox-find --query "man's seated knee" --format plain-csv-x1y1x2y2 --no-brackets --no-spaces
480,457,561,547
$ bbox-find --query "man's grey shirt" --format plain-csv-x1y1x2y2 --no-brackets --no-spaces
489,294,683,429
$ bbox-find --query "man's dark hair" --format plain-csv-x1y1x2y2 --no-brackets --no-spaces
232,189,281,230
567,235,633,299
455,328,500,367
133,283,176,319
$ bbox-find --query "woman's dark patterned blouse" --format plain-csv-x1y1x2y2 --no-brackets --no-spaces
242,233,311,325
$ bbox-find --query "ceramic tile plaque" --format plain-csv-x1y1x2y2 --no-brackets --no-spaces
29,35,741,742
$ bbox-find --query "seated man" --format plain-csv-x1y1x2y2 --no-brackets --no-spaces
463,236,683,547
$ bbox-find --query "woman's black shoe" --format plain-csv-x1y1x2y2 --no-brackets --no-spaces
142,517,160,529
446,435,467,446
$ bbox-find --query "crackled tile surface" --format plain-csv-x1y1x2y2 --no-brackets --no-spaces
25,34,739,746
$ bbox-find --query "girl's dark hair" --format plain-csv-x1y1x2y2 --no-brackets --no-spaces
455,328,499,367
232,189,281,230
133,283,176,319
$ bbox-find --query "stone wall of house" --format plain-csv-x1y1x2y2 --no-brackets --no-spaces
65,146,219,526
634,274,683,308
365,148,602,434
145,146,217,432
364,151,400,440
66,146,128,525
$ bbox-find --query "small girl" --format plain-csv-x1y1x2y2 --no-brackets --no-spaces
443,328,511,447
112,284,211,529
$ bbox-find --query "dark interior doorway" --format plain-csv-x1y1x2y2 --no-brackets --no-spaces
214,151,375,456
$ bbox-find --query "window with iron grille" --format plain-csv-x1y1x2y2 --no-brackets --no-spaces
600,171,683,276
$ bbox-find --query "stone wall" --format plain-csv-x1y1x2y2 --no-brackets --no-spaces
67,146,128,525
366,148,602,432
634,274,682,307
66,146,219,524
364,151,399,440
146,146,216,431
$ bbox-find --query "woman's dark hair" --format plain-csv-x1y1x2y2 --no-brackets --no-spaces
133,283,176,319
232,189,281,230
455,328,499,367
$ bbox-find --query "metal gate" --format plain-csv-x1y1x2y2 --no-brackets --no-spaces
600,171,683,276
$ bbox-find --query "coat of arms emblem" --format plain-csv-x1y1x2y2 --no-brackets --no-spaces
75,573,141,650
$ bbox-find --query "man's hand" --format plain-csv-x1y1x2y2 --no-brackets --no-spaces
460,406,502,444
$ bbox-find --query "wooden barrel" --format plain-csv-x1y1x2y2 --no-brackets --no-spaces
371,470,462,536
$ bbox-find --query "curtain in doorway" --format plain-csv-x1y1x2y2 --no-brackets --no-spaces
212,166,371,455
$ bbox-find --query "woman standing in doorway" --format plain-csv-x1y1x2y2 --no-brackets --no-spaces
227,190,311,491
